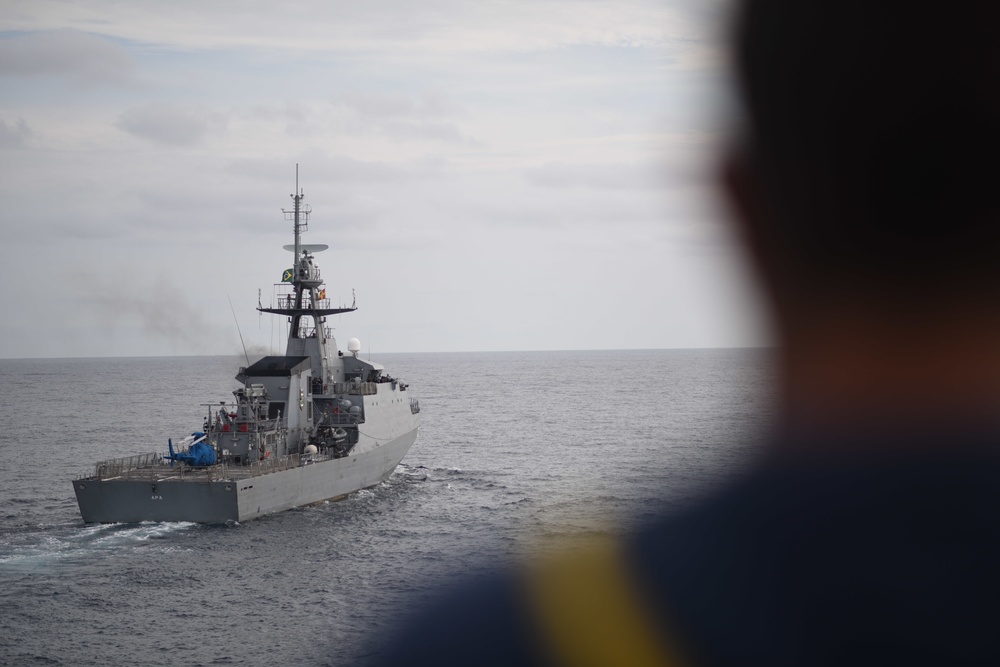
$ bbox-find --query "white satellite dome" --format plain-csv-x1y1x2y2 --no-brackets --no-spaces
347,338,362,356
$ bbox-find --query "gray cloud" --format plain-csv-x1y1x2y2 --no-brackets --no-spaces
227,153,440,185
334,91,462,120
245,95,475,145
4,1,691,54
380,120,474,144
0,117,33,148
116,105,227,146
331,92,475,144
248,103,310,123
524,159,703,191
0,29,134,86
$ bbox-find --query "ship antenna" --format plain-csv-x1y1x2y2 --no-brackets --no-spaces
228,294,251,366
292,163,303,262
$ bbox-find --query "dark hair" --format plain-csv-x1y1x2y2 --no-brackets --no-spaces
733,0,1000,292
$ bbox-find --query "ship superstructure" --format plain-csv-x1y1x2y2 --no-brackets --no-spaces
73,172,421,523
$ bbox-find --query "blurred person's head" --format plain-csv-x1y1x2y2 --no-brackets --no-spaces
724,0,1000,423
729,0,1000,308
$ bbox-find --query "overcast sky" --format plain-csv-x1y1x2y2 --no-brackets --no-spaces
0,0,770,359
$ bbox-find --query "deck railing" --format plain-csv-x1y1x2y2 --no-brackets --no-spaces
80,452,309,482
321,413,364,426
89,452,167,479
215,454,300,479
331,381,378,396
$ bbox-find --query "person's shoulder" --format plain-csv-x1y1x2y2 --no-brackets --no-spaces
365,460,862,667
366,533,690,667
365,566,548,667
367,438,1000,666
627,439,1000,665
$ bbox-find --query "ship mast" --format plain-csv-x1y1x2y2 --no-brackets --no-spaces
258,166,357,355
292,164,303,278
285,163,311,334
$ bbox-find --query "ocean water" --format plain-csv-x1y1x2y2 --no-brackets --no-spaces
0,349,776,666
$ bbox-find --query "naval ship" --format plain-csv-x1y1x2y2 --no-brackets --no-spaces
73,175,421,523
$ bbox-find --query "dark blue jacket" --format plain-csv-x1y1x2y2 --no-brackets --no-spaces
372,430,1000,665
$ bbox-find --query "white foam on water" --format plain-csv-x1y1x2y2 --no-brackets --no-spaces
0,521,198,572
87,521,197,550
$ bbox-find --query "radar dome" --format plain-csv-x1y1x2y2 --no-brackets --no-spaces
348,338,362,356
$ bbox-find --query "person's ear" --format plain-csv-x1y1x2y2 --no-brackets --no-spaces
720,145,772,290
720,144,797,336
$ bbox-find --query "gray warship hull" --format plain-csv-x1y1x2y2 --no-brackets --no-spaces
74,425,418,523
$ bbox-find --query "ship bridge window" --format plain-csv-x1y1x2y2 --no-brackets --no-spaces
268,402,285,420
